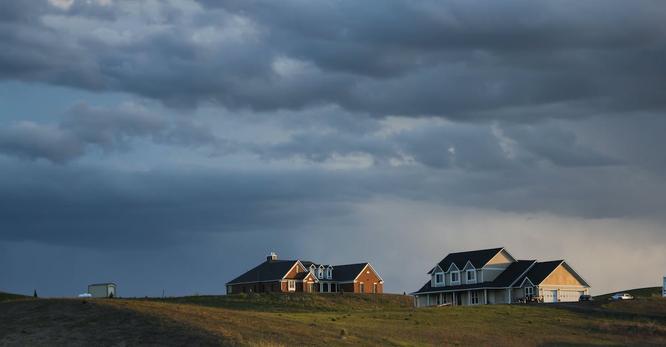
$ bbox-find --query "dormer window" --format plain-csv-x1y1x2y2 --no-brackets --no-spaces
326,267,332,279
451,271,460,284
466,270,476,283
317,268,323,279
310,265,316,274
435,273,444,286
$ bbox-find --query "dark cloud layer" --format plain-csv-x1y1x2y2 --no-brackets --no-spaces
0,0,664,119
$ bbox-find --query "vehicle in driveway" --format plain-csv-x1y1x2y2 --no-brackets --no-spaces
578,294,593,302
610,293,634,301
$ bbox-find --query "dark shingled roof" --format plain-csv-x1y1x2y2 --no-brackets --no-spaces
489,260,536,287
413,259,538,294
226,260,298,284
330,263,368,282
515,260,563,286
434,247,504,272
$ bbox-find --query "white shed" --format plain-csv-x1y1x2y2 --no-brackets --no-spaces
88,283,117,298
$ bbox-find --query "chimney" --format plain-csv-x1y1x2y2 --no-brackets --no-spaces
267,252,277,262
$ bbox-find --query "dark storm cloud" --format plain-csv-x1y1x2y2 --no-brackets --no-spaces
0,102,224,163
0,0,664,118
0,162,364,248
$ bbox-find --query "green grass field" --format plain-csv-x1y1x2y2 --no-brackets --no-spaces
1,290,665,346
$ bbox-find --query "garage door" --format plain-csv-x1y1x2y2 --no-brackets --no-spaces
543,290,558,303
560,290,584,302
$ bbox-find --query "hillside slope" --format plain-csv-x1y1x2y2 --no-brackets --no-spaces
2,294,666,346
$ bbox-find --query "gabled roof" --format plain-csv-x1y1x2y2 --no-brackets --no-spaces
226,260,299,284
330,263,368,282
490,260,536,287
413,259,536,294
433,247,505,273
515,260,562,286
516,260,590,287
295,271,318,282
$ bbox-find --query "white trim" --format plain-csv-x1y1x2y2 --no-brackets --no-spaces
450,270,461,284
446,263,460,273
287,279,296,292
351,263,385,283
518,277,535,288
470,290,480,305
524,286,535,297
462,260,476,271
466,269,477,284
558,261,591,288
434,272,445,286
507,261,538,287
281,261,307,280
428,264,444,275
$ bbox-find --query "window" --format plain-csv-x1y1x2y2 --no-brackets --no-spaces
525,286,534,297
326,268,332,279
373,283,378,293
467,270,476,282
288,280,296,292
359,282,365,292
318,268,323,279
470,291,479,305
435,273,444,285
451,271,460,283
323,283,329,292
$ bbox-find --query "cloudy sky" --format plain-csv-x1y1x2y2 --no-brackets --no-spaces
1,0,665,297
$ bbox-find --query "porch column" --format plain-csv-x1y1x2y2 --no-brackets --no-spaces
427,294,430,306
484,289,488,304
468,290,471,305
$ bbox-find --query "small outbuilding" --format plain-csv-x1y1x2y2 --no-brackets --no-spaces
88,283,117,298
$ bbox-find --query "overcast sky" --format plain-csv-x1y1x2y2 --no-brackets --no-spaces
1,0,665,297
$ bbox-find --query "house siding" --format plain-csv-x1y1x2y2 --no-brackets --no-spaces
354,265,384,293
541,264,584,286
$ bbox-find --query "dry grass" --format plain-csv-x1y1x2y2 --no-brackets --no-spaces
99,295,666,346
2,293,666,346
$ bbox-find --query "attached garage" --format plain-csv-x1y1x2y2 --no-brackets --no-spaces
543,289,558,303
559,290,585,302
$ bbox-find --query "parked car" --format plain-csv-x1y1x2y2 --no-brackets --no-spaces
78,293,92,298
610,293,634,301
579,294,593,302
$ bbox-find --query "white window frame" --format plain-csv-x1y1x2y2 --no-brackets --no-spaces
525,286,534,297
326,267,332,279
288,280,296,292
466,269,476,283
451,271,460,284
359,282,365,292
470,290,479,305
317,268,323,279
434,272,444,286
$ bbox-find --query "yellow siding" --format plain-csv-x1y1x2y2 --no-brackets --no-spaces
541,264,584,286
486,249,514,266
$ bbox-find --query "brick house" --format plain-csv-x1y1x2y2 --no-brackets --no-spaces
412,247,590,307
226,252,384,294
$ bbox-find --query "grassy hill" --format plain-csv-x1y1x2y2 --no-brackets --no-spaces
0,291,29,303
594,286,662,301
2,293,666,346
142,292,413,312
